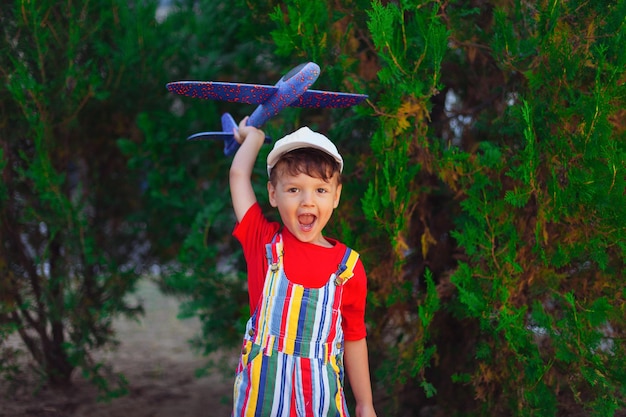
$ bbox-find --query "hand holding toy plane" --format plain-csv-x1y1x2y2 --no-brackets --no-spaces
166,62,367,155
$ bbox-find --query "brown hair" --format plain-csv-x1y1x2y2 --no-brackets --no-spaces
269,148,342,186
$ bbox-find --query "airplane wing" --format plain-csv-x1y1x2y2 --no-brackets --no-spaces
186,131,235,141
290,89,368,108
166,81,278,104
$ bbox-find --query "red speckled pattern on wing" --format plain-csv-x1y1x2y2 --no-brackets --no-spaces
292,89,368,108
166,82,277,104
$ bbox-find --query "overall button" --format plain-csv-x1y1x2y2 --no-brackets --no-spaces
248,329,255,337
336,342,342,349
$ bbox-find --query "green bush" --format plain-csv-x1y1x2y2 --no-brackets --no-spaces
0,0,169,396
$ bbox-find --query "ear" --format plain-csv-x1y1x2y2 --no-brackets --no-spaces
333,183,342,209
267,181,278,207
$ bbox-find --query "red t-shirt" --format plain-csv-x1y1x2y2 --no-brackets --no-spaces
233,203,367,341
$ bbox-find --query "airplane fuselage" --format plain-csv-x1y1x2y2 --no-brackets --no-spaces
247,62,320,127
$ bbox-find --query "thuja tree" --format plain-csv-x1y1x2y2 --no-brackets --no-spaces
270,0,626,416
363,1,626,416
438,1,626,415
0,0,168,393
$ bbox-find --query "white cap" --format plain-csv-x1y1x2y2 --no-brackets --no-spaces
266,126,343,176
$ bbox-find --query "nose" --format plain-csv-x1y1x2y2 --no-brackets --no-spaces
300,190,314,206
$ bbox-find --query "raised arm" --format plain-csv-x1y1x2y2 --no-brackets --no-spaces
229,116,266,222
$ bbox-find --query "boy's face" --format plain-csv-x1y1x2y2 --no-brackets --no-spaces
268,171,342,247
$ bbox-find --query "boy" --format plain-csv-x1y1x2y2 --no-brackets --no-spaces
230,116,376,417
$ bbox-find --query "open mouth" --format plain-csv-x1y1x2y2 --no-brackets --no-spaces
298,214,316,232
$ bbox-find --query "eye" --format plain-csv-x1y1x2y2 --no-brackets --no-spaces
287,187,299,193
317,188,329,193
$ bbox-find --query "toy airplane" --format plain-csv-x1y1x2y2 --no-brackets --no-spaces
166,62,367,155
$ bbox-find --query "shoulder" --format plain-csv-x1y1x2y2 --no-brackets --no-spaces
233,202,280,246
326,238,361,265
324,238,366,284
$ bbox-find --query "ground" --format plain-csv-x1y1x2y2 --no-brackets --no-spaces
0,280,234,417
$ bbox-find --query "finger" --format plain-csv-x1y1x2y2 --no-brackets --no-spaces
233,127,242,144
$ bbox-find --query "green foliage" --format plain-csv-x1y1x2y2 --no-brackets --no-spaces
437,0,626,415
270,2,331,62
363,0,448,264
359,2,450,410
362,132,421,260
0,0,167,395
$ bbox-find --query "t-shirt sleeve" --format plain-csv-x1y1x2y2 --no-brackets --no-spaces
232,203,280,313
341,258,368,341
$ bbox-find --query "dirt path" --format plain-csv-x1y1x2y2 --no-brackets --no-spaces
0,280,234,417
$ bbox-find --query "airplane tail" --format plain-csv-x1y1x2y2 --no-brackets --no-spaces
186,113,269,156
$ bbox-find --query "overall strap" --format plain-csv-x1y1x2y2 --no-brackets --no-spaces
264,233,283,271
333,247,360,286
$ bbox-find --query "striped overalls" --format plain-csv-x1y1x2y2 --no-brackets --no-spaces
233,234,359,417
